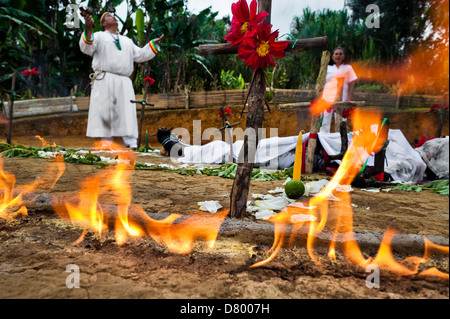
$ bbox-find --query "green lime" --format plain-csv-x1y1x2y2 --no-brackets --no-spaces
285,180,305,199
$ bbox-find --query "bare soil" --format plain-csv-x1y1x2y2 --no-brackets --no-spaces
0,135,448,300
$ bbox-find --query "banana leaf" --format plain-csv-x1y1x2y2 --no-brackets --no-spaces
135,8,145,45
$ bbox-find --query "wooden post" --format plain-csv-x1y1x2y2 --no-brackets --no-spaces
6,72,17,145
437,92,448,138
259,0,271,22
130,78,154,149
137,84,149,149
229,0,271,219
334,77,348,160
395,81,402,109
185,87,190,109
334,77,345,132
305,51,330,174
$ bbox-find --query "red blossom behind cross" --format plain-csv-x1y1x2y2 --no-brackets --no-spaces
342,107,357,119
415,135,435,148
144,77,156,86
224,0,268,47
237,20,288,72
219,107,232,118
429,104,449,113
21,68,40,77
429,104,441,112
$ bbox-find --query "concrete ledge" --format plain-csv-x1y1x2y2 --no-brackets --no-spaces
31,193,449,257
3,97,78,119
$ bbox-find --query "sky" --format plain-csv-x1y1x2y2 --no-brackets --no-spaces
80,0,347,38
186,0,347,37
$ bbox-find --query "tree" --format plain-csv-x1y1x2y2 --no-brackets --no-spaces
139,0,221,92
0,0,57,99
288,8,367,88
348,0,449,94
347,0,432,61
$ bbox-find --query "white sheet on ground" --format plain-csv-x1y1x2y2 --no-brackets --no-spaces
415,137,449,179
178,140,231,164
175,129,426,183
178,134,310,170
318,129,427,183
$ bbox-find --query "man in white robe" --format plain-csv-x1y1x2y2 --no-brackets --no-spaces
79,12,164,149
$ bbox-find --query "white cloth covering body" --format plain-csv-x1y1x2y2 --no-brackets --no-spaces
79,31,159,147
320,64,358,133
174,130,425,183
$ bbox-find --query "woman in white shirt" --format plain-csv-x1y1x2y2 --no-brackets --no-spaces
320,47,358,133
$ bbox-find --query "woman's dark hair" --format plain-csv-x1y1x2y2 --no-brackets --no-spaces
329,47,349,65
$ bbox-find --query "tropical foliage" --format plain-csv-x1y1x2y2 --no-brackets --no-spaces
0,0,447,105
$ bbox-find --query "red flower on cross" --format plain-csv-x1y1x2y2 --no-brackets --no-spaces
415,135,435,148
219,107,232,119
429,104,449,113
144,77,156,86
429,104,441,112
224,0,268,47
237,20,288,72
342,107,357,119
21,68,40,77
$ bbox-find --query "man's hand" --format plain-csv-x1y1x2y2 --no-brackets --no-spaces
153,34,164,45
84,13,95,38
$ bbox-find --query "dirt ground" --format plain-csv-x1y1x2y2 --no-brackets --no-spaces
0,135,448,300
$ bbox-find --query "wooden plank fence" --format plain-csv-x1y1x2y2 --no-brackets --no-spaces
2,90,447,118
3,96,77,119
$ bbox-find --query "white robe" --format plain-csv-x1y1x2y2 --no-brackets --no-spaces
322,64,358,103
320,64,358,133
79,31,160,139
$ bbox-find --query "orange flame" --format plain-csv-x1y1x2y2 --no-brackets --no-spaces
352,47,449,96
310,98,334,116
252,109,448,280
313,1,449,107
354,0,449,95
1,155,65,220
352,26,449,96
0,158,28,220
52,142,227,253
35,135,57,147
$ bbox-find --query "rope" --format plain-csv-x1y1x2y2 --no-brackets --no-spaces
276,33,298,49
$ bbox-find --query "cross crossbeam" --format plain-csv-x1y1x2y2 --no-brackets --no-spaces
199,37,328,56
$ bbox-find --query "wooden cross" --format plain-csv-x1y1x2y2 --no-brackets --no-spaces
199,0,328,218
130,72,155,149
217,105,241,162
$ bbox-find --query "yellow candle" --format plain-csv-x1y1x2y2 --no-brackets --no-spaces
293,132,303,180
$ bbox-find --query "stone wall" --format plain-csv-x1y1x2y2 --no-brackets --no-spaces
2,105,448,146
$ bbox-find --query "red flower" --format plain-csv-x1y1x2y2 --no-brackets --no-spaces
219,107,232,118
415,135,435,148
21,68,40,76
237,20,288,72
144,77,156,86
224,0,268,47
342,107,357,119
429,104,441,113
